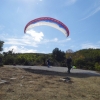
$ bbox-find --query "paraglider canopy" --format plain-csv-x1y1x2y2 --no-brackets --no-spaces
24,17,70,37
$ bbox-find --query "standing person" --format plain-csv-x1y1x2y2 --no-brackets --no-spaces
66,56,72,73
47,59,50,68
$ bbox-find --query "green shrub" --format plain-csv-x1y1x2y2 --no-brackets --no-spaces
95,63,100,71
0,62,3,67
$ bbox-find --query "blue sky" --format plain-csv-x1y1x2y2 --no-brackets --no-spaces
0,0,100,53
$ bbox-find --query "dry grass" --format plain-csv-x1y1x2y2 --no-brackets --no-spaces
0,66,100,100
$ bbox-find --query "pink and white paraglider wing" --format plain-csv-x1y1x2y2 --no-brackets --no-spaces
24,17,70,37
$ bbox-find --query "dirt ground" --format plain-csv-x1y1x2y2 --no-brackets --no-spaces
0,66,100,100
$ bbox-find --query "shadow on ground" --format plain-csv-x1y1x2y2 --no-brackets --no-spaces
23,68,100,78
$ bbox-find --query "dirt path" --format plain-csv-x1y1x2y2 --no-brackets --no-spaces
4,65,100,76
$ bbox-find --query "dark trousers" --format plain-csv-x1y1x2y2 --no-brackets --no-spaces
67,64,71,73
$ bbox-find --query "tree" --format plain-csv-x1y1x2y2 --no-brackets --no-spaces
52,48,65,62
0,40,4,52
66,49,74,53
0,40,4,66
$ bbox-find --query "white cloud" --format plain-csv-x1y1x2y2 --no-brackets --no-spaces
58,38,71,43
81,43,100,49
4,30,44,47
4,46,37,53
1,30,71,53
43,38,71,44
81,7,100,20
2,30,70,48
39,38,58,44
26,30,44,42
5,39,24,45
53,38,58,42
80,1,100,21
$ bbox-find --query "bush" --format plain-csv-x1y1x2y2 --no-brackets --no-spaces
0,54,3,67
60,62,66,67
0,63,3,67
95,63,100,71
